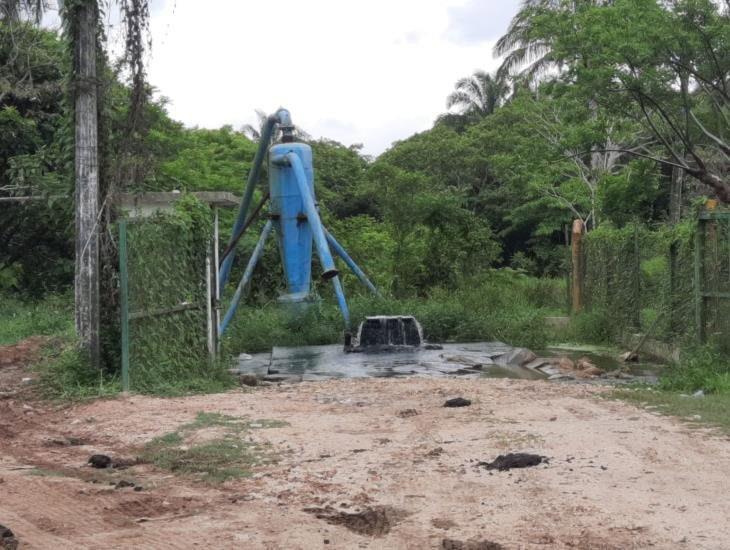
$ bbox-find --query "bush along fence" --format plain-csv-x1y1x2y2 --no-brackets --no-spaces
117,195,218,392
570,210,730,354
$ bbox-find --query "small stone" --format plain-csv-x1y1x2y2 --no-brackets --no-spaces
238,374,258,387
549,416,557,422
691,390,705,398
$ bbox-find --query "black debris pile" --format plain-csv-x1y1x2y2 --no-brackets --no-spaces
479,453,546,471
443,397,471,408
0,525,18,550
88,454,112,468
442,538,504,550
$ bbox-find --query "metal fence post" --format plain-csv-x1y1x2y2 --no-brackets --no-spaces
119,220,130,392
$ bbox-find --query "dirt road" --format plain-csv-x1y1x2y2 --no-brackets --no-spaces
1,375,729,549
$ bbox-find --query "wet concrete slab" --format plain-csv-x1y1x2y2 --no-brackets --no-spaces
234,342,546,381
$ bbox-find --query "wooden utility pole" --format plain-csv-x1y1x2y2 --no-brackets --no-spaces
74,1,100,368
571,219,584,314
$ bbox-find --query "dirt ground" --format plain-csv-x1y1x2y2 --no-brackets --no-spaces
1,344,730,549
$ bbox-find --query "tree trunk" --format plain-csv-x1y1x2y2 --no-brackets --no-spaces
74,1,100,368
669,166,683,224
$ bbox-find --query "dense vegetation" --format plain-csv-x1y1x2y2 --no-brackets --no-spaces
1,1,728,399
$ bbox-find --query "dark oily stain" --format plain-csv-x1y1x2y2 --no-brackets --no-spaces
443,397,471,408
88,454,112,469
479,453,546,471
0,525,18,550
304,505,408,537
442,538,504,550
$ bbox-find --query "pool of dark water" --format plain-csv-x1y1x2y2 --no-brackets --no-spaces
235,342,544,381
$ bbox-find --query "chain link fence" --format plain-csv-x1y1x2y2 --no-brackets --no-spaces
118,199,215,392
579,216,729,352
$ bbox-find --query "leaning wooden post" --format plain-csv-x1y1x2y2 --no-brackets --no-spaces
73,1,101,368
571,219,585,314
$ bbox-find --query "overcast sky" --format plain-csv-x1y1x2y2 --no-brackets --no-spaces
50,0,521,156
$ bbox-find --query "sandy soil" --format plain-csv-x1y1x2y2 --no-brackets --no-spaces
1,351,730,549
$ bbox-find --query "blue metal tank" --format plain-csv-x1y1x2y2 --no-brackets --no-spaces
269,142,314,302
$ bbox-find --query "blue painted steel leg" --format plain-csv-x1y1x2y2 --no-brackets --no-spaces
325,230,380,296
331,275,351,330
220,109,291,289
286,152,339,279
219,221,273,336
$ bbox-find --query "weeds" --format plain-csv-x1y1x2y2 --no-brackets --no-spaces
141,411,287,482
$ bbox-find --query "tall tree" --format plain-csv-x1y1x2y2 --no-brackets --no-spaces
446,70,508,119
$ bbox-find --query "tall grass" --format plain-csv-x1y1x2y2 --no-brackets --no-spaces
0,292,73,345
223,270,566,354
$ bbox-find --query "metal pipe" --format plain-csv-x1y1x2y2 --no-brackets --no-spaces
331,275,351,330
220,109,290,288
325,230,380,296
285,152,338,280
219,221,273,336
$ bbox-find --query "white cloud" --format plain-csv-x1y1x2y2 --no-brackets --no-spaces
47,0,521,156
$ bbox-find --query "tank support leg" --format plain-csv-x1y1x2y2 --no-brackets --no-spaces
325,230,380,297
219,221,273,336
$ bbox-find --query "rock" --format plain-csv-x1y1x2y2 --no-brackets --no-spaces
426,447,444,458
620,351,639,362
397,408,419,418
88,454,112,469
442,355,483,368
524,359,551,371
692,390,705,398
556,356,575,371
0,525,18,550
478,453,545,471
238,374,258,387
497,348,537,367
443,397,471,408
548,373,575,381
424,344,443,350
575,357,604,376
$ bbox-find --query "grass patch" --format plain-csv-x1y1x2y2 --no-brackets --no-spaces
141,411,287,483
614,387,730,435
0,292,73,345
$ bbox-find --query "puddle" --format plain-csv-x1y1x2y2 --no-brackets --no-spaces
235,342,665,383
235,342,544,381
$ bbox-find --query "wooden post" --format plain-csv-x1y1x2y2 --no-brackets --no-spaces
571,219,584,314
74,1,100,368
694,219,705,343
119,220,130,392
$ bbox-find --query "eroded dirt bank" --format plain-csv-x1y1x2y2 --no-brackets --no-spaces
1,377,729,549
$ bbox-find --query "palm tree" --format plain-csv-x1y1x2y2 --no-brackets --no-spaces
242,108,312,142
494,0,613,84
493,0,560,83
446,70,508,118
